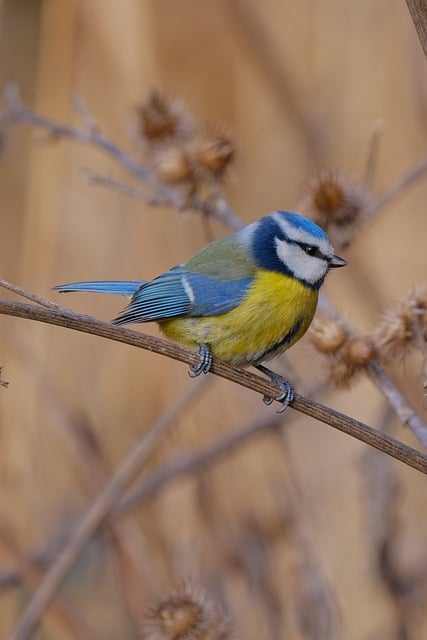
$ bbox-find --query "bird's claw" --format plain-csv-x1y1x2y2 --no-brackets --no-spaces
188,343,212,377
256,365,295,413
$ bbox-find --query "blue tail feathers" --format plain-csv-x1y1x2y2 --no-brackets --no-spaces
54,280,144,296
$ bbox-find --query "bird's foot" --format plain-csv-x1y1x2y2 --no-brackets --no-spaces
255,364,294,413
189,343,213,377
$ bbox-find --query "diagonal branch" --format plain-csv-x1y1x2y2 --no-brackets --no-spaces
1,297,427,475
405,0,427,57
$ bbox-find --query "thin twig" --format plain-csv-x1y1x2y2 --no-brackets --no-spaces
405,0,427,57
9,377,207,640
1,297,427,476
0,278,61,309
82,168,165,205
117,412,284,516
372,155,427,213
363,119,386,187
2,84,159,189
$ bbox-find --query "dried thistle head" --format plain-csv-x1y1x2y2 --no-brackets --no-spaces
346,337,376,366
193,129,236,181
372,286,427,363
309,315,375,389
153,131,236,193
140,583,232,640
372,305,414,363
309,317,349,354
302,171,372,249
136,90,195,143
328,338,375,389
153,143,196,186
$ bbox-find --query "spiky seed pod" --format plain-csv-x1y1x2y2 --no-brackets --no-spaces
346,337,376,366
302,171,372,249
374,306,414,362
136,90,195,143
153,144,196,185
328,357,358,389
140,583,232,640
309,317,349,354
193,133,236,180
372,286,427,363
323,338,374,389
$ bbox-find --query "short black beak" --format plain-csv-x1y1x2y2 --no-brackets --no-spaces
329,254,347,268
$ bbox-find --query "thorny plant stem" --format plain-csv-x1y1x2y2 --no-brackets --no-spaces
372,155,427,213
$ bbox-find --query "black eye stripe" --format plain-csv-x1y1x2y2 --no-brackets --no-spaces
295,241,326,259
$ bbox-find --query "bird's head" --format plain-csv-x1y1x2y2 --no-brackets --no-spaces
240,211,346,289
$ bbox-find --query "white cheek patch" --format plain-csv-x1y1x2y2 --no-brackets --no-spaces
275,238,328,285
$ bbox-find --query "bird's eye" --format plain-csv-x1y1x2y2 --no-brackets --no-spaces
302,244,320,257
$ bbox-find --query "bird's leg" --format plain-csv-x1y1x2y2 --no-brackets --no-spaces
188,343,213,377
254,364,295,413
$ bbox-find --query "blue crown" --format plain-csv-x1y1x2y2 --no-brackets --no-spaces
276,211,328,241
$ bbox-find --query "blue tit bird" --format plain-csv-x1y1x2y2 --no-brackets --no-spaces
55,211,346,409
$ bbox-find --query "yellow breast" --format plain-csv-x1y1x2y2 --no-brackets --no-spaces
160,269,318,366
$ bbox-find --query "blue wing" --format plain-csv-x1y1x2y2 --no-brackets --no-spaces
54,281,143,296
112,265,253,325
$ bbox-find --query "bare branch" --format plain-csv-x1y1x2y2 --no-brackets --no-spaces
0,278,61,309
1,297,427,476
363,119,386,187
2,84,159,189
117,412,284,516
405,0,427,57
372,155,427,213
82,168,165,205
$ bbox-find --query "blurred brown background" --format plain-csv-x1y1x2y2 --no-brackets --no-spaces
1,1,427,638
